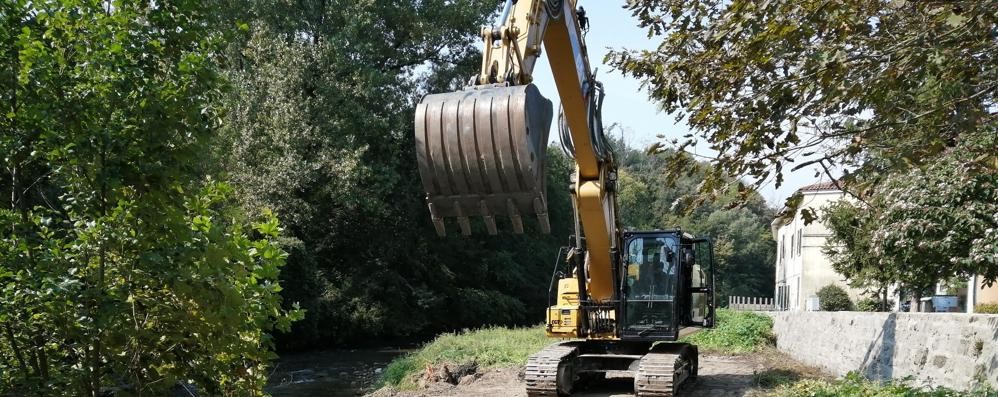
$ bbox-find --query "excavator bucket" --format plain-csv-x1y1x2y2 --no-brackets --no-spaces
415,84,553,236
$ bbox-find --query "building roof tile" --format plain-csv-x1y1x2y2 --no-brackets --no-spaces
798,180,841,192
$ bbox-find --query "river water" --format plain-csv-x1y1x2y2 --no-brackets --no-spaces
266,348,410,396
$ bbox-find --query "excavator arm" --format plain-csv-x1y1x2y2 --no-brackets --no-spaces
414,0,619,302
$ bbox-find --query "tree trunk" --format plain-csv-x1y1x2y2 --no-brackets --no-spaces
3,324,30,376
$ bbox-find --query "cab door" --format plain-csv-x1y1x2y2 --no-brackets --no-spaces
691,238,716,328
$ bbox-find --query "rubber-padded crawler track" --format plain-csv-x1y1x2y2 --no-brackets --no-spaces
525,342,578,396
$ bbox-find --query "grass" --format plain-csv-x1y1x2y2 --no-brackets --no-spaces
379,325,551,389
381,308,775,388
767,372,995,397
680,308,775,354
753,368,804,389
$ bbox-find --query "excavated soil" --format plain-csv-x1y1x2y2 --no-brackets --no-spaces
375,349,827,397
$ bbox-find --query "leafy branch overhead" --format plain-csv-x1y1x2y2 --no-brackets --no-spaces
609,0,996,204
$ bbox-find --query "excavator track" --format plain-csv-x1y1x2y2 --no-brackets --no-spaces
634,345,695,397
525,342,578,396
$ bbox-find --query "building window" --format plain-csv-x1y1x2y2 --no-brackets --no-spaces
790,233,795,258
780,235,785,263
797,229,802,255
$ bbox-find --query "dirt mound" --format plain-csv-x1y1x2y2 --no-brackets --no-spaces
421,362,480,387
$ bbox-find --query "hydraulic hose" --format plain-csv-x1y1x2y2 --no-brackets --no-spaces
558,80,612,162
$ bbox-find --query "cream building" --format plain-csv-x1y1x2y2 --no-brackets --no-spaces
772,182,998,312
772,181,864,311
966,275,998,313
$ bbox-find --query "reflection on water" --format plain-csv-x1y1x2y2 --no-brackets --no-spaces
266,348,411,397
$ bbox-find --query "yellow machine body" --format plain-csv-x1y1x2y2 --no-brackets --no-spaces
545,278,580,337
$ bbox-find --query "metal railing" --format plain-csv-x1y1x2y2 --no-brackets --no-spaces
728,296,776,311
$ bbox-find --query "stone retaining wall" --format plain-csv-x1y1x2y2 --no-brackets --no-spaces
766,311,998,390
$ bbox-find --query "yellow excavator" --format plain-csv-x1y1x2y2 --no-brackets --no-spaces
413,1,716,395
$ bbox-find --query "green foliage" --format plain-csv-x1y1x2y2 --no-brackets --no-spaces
816,285,853,312
616,141,776,306
975,303,998,314
613,0,996,304
216,1,581,349
823,201,894,302
609,0,996,209
0,1,299,394
771,371,992,397
867,137,998,291
856,298,894,313
823,132,997,295
681,309,774,354
380,326,549,389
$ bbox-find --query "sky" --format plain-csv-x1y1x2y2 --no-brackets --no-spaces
525,1,821,206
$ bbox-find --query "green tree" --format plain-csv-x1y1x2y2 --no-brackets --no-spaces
822,133,996,306
1,1,299,395
822,200,893,305
609,0,996,206
869,140,997,290
616,142,776,306
217,1,578,348
856,297,893,312
609,0,996,311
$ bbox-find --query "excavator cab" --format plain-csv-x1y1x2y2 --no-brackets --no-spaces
621,231,715,342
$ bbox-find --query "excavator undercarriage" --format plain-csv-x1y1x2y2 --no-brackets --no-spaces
525,341,698,397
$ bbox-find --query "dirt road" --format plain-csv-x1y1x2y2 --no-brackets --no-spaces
381,351,824,397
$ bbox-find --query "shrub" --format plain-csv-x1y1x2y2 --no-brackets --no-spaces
681,309,774,354
857,297,894,312
975,303,998,314
817,284,854,311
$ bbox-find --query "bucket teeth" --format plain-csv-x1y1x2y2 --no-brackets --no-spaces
480,200,498,236
415,84,553,236
428,202,446,237
533,196,551,234
507,198,524,234
455,201,471,236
